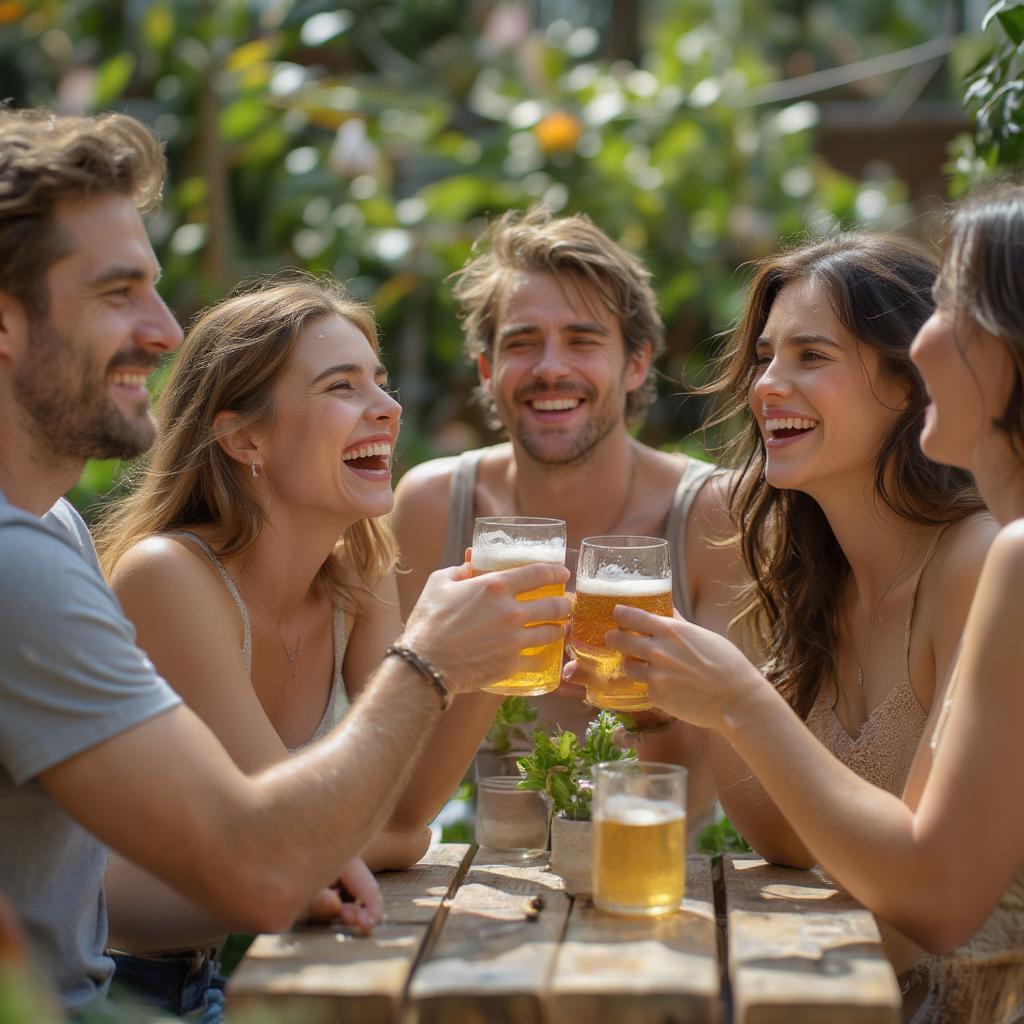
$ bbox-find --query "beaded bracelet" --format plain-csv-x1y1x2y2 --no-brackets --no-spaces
384,644,451,711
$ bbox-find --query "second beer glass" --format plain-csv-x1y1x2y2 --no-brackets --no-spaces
593,761,687,916
571,535,672,711
471,516,567,696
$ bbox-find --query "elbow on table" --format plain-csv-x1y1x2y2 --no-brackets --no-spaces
218,873,309,935
901,913,977,957
746,836,816,871
192,856,315,935
366,825,432,871
886,897,985,956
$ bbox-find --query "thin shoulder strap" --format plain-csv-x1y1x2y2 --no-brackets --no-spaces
440,448,488,568
165,530,252,674
666,458,719,621
901,524,950,682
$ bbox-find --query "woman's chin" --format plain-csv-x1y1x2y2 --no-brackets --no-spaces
918,422,969,471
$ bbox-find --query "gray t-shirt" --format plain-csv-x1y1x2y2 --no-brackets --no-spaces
0,493,181,1013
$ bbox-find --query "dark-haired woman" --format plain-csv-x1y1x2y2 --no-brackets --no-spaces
676,235,994,888
606,206,1024,1021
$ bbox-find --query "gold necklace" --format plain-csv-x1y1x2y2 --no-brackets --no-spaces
511,446,639,536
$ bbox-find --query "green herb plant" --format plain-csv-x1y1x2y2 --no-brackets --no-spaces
695,816,753,856
484,697,539,754
516,712,636,822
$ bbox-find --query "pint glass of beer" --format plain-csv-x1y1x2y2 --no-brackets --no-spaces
593,761,686,916
471,516,567,696
571,536,672,711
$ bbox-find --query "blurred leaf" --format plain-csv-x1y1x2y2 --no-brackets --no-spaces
92,53,135,106
417,174,518,222
226,36,276,72
142,3,175,51
371,272,420,320
220,98,272,141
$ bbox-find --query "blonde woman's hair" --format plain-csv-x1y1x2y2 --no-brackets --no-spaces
95,272,397,610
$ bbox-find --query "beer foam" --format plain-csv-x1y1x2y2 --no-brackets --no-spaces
576,574,671,597
599,794,684,826
472,539,565,571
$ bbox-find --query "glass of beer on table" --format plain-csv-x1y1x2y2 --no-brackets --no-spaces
593,761,687,916
471,516,567,696
571,536,672,711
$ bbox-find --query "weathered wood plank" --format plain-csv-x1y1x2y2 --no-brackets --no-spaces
724,854,901,1024
408,850,571,1024
226,844,471,1024
546,854,722,1024
380,842,474,923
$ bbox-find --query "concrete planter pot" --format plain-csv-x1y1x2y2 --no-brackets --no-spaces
549,815,593,896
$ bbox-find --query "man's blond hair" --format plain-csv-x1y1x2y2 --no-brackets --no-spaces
450,206,664,428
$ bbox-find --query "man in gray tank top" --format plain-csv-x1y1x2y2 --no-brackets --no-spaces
393,207,744,822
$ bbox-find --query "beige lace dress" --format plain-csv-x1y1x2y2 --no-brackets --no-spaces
910,678,1024,1023
806,529,1024,1022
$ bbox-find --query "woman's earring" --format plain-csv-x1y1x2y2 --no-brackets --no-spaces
251,462,261,478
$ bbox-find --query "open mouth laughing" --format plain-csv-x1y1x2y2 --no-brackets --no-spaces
764,414,819,447
342,440,393,474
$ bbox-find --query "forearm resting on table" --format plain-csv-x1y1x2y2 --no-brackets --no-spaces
720,687,970,951
707,731,814,868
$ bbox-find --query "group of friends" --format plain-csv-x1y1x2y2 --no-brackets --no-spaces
0,107,1021,1024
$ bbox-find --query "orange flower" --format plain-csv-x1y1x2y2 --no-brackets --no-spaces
534,111,582,154
0,2,24,24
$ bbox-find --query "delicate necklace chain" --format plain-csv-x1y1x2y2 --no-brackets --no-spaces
250,600,305,663
511,445,638,536
854,537,923,690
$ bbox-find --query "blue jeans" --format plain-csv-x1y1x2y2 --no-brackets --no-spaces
110,949,225,1023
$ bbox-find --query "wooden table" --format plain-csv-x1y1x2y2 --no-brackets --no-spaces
227,847,902,1023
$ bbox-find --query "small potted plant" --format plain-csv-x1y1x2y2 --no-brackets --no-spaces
516,712,635,895
475,697,539,780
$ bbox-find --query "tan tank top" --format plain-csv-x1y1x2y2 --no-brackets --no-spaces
804,528,946,797
166,532,350,751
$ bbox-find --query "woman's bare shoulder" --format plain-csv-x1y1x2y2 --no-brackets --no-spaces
928,511,999,585
983,517,1024,590
110,533,240,624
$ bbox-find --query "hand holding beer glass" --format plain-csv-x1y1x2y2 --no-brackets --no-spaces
571,536,673,711
593,761,687,917
471,517,567,696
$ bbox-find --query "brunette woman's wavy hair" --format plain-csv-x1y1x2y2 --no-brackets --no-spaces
95,273,397,611
707,233,984,718
936,181,1024,455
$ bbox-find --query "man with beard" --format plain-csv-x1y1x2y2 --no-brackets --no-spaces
0,110,570,1018
392,207,741,820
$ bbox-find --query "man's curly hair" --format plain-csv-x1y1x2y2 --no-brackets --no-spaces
0,108,165,317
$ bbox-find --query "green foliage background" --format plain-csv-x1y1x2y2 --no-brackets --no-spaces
0,0,987,517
